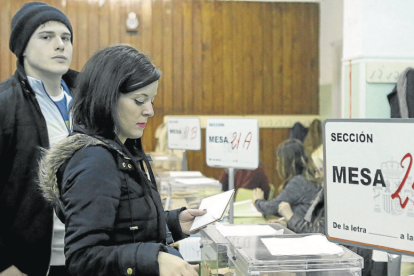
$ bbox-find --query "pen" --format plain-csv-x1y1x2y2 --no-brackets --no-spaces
278,217,285,221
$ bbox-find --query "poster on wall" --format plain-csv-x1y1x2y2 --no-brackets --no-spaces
324,119,414,256
206,118,259,169
167,117,201,150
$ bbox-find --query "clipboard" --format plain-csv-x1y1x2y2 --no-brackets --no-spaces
189,189,235,233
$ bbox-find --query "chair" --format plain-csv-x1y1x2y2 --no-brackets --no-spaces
234,188,254,202
234,184,276,202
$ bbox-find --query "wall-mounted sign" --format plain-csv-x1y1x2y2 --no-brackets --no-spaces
206,118,259,169
324,119,414,257
167,117,201,150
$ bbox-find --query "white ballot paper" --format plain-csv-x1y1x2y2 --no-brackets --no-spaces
261,235,344,256
215,224,283,237
189,189,235,232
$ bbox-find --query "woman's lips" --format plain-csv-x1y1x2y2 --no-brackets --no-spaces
137,123,146,128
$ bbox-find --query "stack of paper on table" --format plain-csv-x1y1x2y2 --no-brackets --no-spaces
261,235,344,256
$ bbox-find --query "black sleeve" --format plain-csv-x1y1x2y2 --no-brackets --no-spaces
62,147,166,276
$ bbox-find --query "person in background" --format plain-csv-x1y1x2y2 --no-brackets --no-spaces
302,119,322,158
38,44,206,276
253,139,321,219
0,2,77,276
271,143,324,232
220,161,271,200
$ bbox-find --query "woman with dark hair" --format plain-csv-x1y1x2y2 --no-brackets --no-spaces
253,139,321,219
38,44,205,276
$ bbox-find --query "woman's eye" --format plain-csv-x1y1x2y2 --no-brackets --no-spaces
134,99,144,105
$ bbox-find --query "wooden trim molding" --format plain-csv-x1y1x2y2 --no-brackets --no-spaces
163,115,320,128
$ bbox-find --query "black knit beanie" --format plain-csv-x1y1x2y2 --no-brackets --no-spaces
9,2,73,61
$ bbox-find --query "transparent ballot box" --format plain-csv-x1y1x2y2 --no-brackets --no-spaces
154,171,222,210
149,153,182,172
199,224,294,276
166,177,222,209
227,233,363,276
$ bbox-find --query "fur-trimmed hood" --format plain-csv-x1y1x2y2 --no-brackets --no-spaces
38,134,106,207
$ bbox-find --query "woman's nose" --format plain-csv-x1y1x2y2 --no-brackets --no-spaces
142,103,154,117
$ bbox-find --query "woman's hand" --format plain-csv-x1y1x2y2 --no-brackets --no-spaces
179,209,207,235
278,202,293,222
268,218,287,227
158,252,198,276
253,188,264,206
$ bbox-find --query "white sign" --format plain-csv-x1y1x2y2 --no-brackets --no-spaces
324,119,414,256
167,117,201,150
206,119,259,169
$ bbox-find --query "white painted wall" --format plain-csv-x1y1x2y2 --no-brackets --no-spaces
319,0,343,86
343,0,414,60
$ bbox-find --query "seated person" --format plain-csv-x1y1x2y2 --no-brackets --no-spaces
253,139,321,218
220,162,271,200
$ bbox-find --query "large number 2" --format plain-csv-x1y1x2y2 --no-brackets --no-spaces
391,153,412,209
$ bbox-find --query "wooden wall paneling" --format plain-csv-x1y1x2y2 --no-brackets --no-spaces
272,4,284,114
172,0,184,114
222,2,234,114
242,2,254,115
201,1,213,114
76,1,89,71
232,2,243,115
308,3,320,114
99,0,110,49
141,0,153,54
162,0,173,115
252,3,264,114
0,1,11,81
262,3,274,115
282,4,293,114
109,0,121,45
192,1,202,114
88,1,100,58
183,0,194,114
291,3,303,114
212,1,224,114
300,4,310,114
65,0,78,71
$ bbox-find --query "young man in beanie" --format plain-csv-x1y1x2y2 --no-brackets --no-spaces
0,2,77,276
